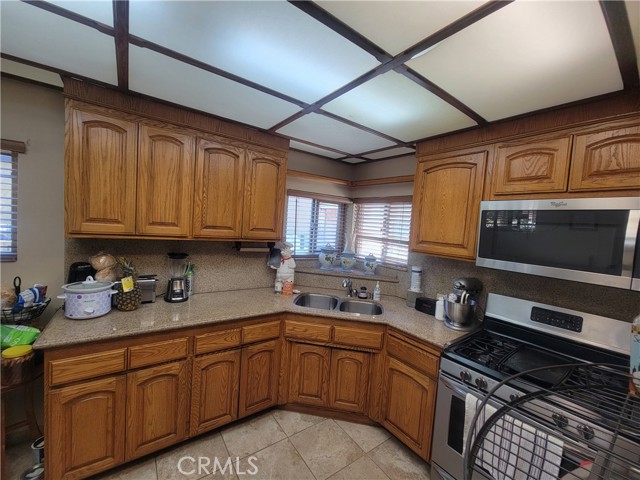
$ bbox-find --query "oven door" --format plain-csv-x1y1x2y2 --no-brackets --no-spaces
431,372,498,480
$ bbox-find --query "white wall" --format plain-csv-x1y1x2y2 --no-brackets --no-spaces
351,154,415,198
0,77,65,319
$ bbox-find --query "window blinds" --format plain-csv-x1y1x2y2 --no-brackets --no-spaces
0,151,17,261
354,198,412,265
285,191,350,256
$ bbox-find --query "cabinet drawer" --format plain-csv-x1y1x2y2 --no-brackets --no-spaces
195,329,242,354
285,320,332,342
332,325,383,350
49,348,127,386
242,320,280,344
129,338,189,369
386,336,439,379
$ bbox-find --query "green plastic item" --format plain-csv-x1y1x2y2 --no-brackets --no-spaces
0,324,40,348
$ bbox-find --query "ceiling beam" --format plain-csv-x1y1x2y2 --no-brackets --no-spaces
112,0,129,90
22,0,113,35
599,0,640,89
318,110,408,146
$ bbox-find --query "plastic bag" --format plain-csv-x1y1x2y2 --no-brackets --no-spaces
1,324,40,348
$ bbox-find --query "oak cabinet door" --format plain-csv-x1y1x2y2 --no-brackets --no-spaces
126,361,189,459
191,349,241,436
65,108,137,235
382,357,436,462
329,349,370,413
570,122,640,192
239,340,280,417
492,136,571,195
48,376,126,480
288,343,331,407
136,123,195,236
410,150,487,260
241,150,286,240
193,138,246,238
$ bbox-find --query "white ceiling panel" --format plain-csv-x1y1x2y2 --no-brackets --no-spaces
323,71,477,142
316,1,484,56
0,59,63,87
407,1,623,121
0,1,117,85
277,113,396,155
289,141,344,159
363,147,416,161
129,0,380,104
46,0,113,26
130,46,301,129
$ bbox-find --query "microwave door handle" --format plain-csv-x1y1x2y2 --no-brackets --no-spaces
623,210,640,279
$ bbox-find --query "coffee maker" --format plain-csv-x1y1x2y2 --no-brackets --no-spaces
164,252,189,303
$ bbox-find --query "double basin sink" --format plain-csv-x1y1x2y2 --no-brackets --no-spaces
293,292,383,315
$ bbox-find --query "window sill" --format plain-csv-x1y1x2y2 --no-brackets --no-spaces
295,266,400,284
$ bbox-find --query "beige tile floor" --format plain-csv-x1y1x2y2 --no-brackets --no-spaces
6,409,432,480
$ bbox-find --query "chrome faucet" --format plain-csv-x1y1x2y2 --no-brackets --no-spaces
342,278,356,297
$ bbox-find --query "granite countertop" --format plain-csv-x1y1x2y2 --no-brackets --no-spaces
34,287,468,350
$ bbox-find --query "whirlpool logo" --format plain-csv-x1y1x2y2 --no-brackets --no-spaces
550,201,568,208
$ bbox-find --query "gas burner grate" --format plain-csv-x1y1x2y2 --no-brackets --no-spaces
448,331,521,369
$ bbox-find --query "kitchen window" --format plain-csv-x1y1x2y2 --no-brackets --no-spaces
353,197,412,266
0,140,24,262
285,190,350,256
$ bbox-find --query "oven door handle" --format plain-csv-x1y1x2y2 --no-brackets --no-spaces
440,374,474,398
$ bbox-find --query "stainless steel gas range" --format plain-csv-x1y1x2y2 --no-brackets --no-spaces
431,293,639,480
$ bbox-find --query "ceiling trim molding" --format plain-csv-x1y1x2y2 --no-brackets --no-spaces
350,175,414,188
128,35,310,109
287,170,350,186
22,0,113,36
113,0,129,90
599,0,640,89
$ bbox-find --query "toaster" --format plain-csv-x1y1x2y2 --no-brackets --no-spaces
137,276,158,303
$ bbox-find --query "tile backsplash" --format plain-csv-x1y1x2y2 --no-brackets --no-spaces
66,239,639,322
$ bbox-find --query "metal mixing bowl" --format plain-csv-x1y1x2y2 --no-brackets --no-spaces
444,299,478,327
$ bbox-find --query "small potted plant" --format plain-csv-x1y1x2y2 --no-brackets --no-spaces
114,257,142,311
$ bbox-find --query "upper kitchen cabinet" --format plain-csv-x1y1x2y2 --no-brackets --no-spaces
65,105,138,235
410,148,488,260
569,120,640,192
241,149,287,240
136,123,195,237
193,138,246,238
491,135,572,196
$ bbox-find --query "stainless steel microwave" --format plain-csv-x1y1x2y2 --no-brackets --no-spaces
476,197,640,290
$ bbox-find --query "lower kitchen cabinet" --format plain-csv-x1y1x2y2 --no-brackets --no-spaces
239,339,280,417
382,356,436,461
48,376,126,480
329,349,370,413
288,342,331,407
126,360,190,459
191,349,241,435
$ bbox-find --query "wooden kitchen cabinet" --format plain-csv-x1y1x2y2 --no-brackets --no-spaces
569,121,640,192
191,349,241,436
410,148,488,260
239,339,280,417
48,376,126,480
126,360,190,459
288,342,331,407
65,106,138,235
136,123,196,237
329,349,370,414
491,135,572,196
382,356,436,461
193,138,246,238
242,149,286,240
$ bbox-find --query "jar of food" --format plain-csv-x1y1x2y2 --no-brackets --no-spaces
1,344,35,386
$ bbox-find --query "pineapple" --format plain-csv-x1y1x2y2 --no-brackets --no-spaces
115,257,142,311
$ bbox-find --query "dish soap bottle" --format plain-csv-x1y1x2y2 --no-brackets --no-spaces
373,281,381,301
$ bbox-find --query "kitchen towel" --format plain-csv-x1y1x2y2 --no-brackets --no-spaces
464,393,564,480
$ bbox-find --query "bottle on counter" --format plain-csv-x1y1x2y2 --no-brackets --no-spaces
358,287,368,299
435,294,445,321
373,281,381,301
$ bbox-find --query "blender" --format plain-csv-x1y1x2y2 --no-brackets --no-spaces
164,252,189,303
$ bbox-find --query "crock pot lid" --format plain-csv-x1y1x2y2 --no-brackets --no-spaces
62,276,113,292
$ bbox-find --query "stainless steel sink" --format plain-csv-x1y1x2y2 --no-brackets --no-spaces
338,300,384,315
293,293,339,310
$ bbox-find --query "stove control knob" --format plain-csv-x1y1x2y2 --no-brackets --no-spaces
475,377,487,390
459,370,472,383
552,413,569,429
577,424,595,440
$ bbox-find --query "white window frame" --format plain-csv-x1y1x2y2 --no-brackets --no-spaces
0,140,24,263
